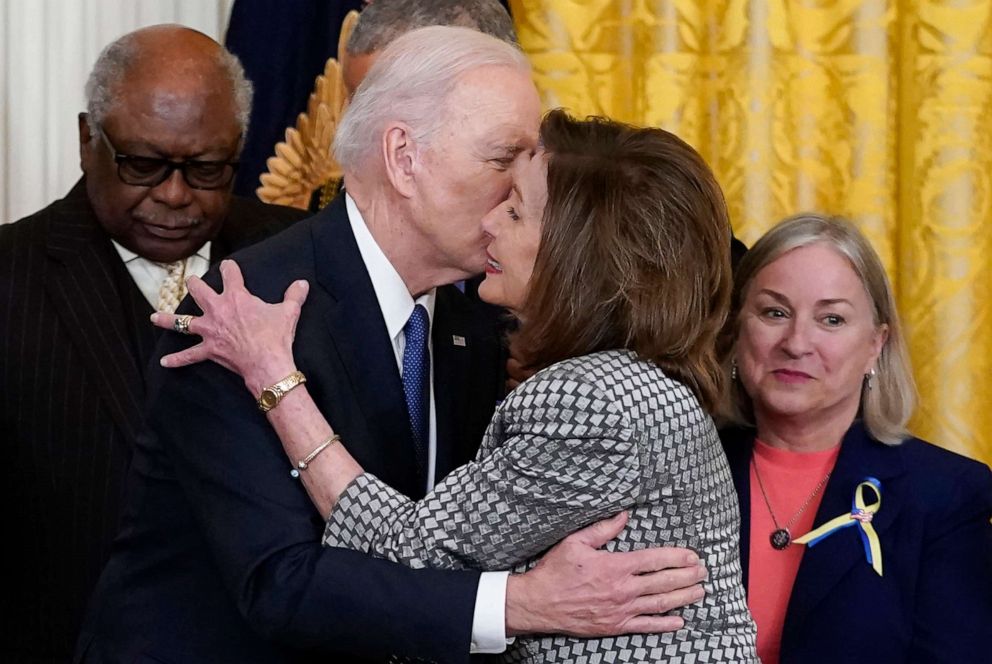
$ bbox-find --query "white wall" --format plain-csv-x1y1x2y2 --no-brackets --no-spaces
0,0,235,224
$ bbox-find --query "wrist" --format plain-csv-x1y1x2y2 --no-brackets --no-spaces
504,572,541,637
245,359,298,397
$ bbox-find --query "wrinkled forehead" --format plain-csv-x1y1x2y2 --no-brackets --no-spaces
441,66,541,145
105,80,241,155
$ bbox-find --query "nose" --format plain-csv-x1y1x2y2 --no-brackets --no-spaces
779,318,814,358
149,168,194,209
480,203,503,238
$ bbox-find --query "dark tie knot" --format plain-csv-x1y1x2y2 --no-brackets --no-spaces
404,303,429,340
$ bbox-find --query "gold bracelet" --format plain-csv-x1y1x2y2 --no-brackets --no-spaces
290,434,341,478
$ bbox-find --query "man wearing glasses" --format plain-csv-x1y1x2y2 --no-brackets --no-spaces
0,25,304,663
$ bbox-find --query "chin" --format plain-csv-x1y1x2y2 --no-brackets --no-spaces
477,279,501,305
759,396,816,420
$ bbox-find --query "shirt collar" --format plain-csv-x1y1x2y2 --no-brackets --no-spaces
111,240,211,266
345,194,435,341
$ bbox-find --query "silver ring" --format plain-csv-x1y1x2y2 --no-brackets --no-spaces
173,315,194,335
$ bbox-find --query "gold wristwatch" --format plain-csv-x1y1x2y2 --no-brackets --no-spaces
257,370,307,412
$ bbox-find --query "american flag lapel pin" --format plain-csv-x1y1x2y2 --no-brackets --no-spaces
452,335,467,347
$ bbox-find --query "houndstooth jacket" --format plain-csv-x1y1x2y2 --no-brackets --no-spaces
324,349,758,662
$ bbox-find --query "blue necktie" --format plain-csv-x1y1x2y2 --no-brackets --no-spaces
402,304,430,485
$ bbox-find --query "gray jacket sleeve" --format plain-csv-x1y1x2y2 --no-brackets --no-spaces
322,367,642,571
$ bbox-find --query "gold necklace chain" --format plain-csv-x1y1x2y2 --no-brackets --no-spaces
751,454,831,550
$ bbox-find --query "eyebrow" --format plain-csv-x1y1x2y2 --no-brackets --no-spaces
491,144,526,161
756,288,854,307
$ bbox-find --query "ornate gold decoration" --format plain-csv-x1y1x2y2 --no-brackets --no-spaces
256,10,359,209
511,0,992,467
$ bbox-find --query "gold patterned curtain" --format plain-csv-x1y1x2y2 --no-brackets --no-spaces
510,0,992,467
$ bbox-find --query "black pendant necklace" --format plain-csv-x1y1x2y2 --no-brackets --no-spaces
752,455,831,551
770,528,792,550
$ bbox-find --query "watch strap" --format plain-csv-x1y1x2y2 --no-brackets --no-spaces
258,370,306,412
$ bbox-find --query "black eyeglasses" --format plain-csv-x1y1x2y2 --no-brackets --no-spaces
98,126,240,190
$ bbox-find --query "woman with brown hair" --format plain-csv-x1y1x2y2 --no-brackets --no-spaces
153,109,757,661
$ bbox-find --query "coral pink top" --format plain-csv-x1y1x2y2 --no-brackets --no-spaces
747,438,841,664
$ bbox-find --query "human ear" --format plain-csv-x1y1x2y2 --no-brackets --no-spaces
78,113,96,172
381,122,418,198
867,323,889,371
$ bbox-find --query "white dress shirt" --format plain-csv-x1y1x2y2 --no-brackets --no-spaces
112,240,211,310
346,195,510,654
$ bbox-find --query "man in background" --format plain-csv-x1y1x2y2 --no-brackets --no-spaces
0,25,304,662
342,0,517,96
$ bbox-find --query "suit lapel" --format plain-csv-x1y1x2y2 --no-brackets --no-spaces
432,287,476,481
721,428,755,592
784,422,905,631
44,182,147,447
307,198,421,497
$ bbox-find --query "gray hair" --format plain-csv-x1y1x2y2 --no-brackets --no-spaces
84,31,253,135
719,213,916,444
334,25,529,171
347,0,517,55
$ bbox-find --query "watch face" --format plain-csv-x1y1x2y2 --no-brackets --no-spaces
259,390,279,409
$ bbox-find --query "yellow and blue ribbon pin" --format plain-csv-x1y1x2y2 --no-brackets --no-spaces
793,477,883,576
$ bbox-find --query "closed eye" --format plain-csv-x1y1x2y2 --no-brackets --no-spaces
506,206,520,221
488,157,515,171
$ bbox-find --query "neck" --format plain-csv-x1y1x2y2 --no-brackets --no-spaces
754,410,855,453
347,180,463,298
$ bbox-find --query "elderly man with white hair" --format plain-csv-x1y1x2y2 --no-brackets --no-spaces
77,26,705,664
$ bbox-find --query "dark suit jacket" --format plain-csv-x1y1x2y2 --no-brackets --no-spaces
77,195,504,663
0,179,305,663
722,422,992,663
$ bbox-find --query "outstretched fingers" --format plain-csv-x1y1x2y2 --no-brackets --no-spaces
159,342,228,370
218,259,246,293
183,274,220,313
282,279,310,311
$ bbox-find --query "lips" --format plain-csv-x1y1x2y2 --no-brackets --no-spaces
486,252,503,274
140,219,200,240
772,369,813,384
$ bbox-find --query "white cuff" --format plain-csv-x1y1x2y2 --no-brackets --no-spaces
469,571,512,653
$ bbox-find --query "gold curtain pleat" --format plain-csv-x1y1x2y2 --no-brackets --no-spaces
511,0,992,467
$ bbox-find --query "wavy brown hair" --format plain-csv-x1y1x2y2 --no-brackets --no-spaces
513,110,732,411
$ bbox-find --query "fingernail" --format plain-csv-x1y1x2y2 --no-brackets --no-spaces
150,313,158,323
694,587,705,601
159,357,169,367
297,280,309,290
697,565,708,580
684,552,698,565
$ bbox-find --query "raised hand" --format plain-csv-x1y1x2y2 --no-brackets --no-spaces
150,260,309,394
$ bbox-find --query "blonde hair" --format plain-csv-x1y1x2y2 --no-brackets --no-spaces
719,213,916,443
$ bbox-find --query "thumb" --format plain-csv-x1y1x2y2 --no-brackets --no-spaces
284,279,310,308
567,511,628,549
